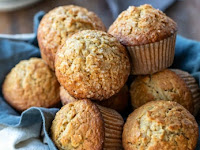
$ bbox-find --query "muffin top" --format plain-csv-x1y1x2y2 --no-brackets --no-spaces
123,101,199,150
130,69,194,113
2,58,60,111
51,99,104,150
55,30,130,100
38,5,106,69
108,4,177,46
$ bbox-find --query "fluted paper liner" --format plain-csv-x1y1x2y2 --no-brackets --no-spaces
127,33,177,75
97,105,124,149
171,69,200,116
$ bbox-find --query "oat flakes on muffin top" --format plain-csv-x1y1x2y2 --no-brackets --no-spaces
130,69,194,114
38,5,106,70
108,4,177,46
55,30,130,100
123,100,198,150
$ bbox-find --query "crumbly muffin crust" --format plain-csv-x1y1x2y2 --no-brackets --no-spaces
51,99,104,150
55,30,130,100
2,58,60,111
130,69,194,113
171,69,200,116
38,5,106,70
123,101,199,150
108,4,177,46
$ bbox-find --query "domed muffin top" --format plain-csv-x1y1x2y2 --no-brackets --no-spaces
123,100,198,150
55,30,130,100
108,4,177,46
130,69,193,113
2,58,60,111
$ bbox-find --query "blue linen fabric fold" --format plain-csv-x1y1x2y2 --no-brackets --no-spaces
0,11,59,150
0,11,200,149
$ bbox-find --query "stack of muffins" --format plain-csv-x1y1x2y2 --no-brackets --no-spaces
2,4,199,150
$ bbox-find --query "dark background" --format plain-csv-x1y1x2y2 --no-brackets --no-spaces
0,0,199,41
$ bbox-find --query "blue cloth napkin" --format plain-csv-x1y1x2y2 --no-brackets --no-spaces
1,10,200,150
0,12,59,150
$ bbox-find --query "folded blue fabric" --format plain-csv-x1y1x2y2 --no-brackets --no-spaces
0,11,58,150
0,12,200,149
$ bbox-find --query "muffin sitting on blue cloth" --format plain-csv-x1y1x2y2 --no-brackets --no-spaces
2,58,60,112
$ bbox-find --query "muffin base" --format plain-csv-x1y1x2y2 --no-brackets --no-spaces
127,33,177,75
97,105,124,149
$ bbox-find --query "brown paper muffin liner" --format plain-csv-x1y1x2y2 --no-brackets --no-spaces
127,33,177,75
97,105,124,149
171,69,200,116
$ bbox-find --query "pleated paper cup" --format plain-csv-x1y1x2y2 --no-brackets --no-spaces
127,33,177,75
171,69,200,116
97,105,124,149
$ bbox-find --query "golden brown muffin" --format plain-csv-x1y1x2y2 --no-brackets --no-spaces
55,30,130,100
171,69,200,116
108,4,177,75
130,69,194,114
108,4,177,45
51,99,124,150
60,85,129,112
123,100,199,150
2,58,60,111
38,5,106,70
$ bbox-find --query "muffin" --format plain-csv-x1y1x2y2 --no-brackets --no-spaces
38,5,106,70
108,4,177,75
123,100,199,150
130,69,194,114
55,30,130,100
2,58,60,111
60,85,129,112
171,69,200,116
51,99,124,150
